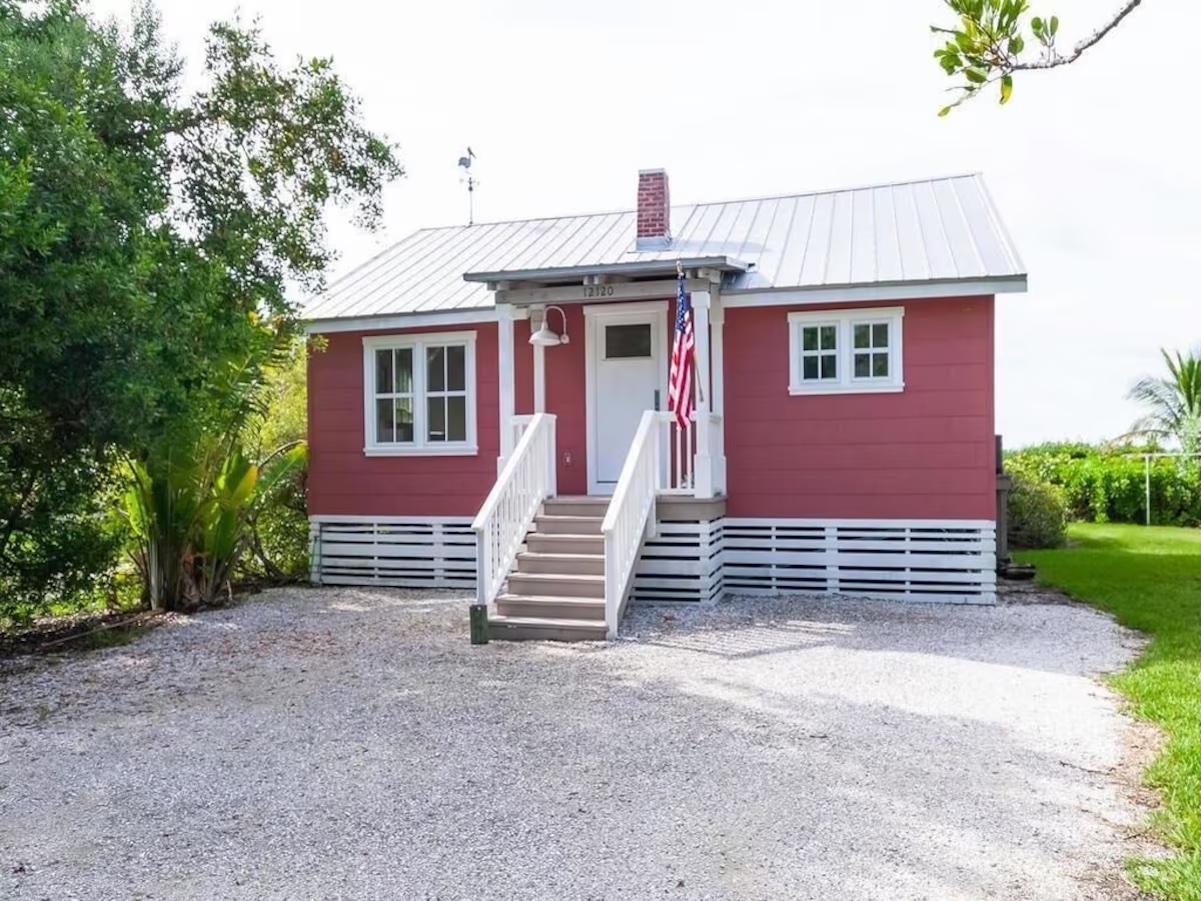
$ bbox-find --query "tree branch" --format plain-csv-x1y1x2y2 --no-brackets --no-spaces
1013,0,1143,71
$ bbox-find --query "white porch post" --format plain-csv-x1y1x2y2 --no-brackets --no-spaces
497,305,516,473
691,289,714,499
710,294,726,495
532,306,547,414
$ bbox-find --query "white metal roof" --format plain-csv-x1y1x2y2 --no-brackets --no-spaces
304,173,1025,323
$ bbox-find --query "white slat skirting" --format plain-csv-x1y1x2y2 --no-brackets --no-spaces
723,518,997,604
309,514,997,605
633,519,724,604
309,517,476,590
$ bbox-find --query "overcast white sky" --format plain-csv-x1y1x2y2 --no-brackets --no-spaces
93,0,1200,447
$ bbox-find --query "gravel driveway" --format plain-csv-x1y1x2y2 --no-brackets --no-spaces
1,587,1150,900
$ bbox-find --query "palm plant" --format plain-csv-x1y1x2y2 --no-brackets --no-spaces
123,337,306,611
1127,348,1201,454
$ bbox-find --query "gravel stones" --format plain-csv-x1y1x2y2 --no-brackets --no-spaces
1,586,1149,900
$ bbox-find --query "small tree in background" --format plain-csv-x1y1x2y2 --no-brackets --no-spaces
1127,349,1201,456
931,0,1144,113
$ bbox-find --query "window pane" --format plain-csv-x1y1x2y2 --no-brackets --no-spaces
853,324,870,349
802,356,819,380
375,350,393,394
605,323,652,359
396,399,413,443
854,353,870,378
395,348,413,394
820,354,837,380
375,399,395,442
447,396,467,442
819,326,837,350
802,327,818,352
427,346,446,392
872,323,889,348
872,352,890,377
427,397,446,442
446,345,466,391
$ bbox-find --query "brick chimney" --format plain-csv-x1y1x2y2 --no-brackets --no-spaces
636,169,671,250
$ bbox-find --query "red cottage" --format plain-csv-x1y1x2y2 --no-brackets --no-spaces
305,170,1026,640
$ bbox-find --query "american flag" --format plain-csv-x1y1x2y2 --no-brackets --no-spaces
668,272,695,429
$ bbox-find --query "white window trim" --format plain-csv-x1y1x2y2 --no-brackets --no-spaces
361,331,478,456
787,307,904,395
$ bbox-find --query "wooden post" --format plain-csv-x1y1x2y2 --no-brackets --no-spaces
533,306,547,414
469,604,489,644
1144,454,1152,527
497,306,516,473
691,289,713,499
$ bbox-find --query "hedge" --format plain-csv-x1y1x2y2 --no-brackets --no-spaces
1005,443,1201,526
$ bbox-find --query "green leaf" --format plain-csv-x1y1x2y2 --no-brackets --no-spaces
938,105,953,117
1031,15,1043,31
1009,34,1024,54
965,67,987,84
1049,15,1059,35
1000,74,1013,104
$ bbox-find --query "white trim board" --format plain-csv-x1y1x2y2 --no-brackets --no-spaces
307,308,499,335
584,300,669,496
723,277,1026,308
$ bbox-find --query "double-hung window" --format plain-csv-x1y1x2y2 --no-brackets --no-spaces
788,308,904,395
362,332,477,455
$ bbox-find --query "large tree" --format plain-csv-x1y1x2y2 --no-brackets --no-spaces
931,0,1144,113
0,0,401,619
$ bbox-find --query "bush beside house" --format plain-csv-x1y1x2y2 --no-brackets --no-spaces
1006,472,1068,549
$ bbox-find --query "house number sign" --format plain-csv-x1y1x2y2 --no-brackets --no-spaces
581,285,615,298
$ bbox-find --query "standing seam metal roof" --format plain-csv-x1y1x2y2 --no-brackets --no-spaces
304,173,1025,321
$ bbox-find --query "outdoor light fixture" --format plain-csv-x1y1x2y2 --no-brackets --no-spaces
528,305,570,347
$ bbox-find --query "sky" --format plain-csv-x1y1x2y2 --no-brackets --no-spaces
91,0,1201,447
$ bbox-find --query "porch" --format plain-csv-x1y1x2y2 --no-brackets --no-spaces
472,260,734,640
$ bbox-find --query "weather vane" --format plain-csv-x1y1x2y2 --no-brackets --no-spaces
458,147,477,226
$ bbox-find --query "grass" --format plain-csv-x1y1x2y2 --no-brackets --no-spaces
1018,524,1201,901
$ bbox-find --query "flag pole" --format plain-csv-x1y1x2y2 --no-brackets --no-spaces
677,260,705,406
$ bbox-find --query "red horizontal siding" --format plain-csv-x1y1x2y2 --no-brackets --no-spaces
724,297,996,521
307,323,499,517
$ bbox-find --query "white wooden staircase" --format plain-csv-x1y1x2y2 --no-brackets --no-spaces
473,411,661,643
488,497,610,641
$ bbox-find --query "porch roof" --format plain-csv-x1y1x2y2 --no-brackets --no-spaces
304,173,1026,324
462,256,748,289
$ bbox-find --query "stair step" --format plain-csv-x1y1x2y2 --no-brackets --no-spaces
542,497,611,518
487,614,608,642
515,551,605,576
526,533,605,556
506,571,605,598
495,593,606,620
534,514,604,535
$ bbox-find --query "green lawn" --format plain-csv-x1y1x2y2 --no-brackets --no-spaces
1018,524,1201,901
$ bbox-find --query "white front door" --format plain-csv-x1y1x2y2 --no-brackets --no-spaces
586,303,668,495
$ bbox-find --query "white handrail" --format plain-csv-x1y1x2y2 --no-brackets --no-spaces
472,413,557,608
600,410,660,639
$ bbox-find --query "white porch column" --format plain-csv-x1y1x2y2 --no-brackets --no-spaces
497,305,516,473
691,289,714,499
710,294,727,495
532,306,547,414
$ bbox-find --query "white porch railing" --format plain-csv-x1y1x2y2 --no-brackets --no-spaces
509,415,535,453
656,412,725,496
600,410,660,638
472,413,557,608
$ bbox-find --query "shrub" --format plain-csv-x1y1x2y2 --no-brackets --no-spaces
1007,472,1068,549
1005,443,1201,527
